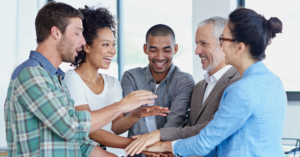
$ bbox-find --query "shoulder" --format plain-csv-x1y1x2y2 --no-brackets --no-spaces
123,67,146,76
121,66,147,81
11,58,40,80
101,73,120,85
171,66,195,84
63,69,81,83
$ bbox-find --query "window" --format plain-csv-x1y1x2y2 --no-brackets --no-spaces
246,0,300,92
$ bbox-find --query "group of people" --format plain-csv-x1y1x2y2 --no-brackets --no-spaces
4,1,287,157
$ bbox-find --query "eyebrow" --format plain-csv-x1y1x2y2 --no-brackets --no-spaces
76,27,84,31
149,46,172,49
101,40,115,42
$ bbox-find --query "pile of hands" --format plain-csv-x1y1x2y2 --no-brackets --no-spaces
125,105,174,157
125,130,174,157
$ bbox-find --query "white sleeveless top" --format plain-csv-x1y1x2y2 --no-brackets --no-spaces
63,69,123,132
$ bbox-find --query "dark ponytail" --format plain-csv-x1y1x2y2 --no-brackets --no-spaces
229,8,282,60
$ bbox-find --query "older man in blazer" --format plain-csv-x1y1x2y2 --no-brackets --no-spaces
125,16,241,157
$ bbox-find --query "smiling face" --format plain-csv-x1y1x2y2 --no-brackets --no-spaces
84,27,116,69
144,34,178,75
57,17,85,63
195,24,225,74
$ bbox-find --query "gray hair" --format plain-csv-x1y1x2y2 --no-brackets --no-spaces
197,16,228,45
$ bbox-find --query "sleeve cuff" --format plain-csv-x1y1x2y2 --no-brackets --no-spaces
75,110,92,139
171,140,178,155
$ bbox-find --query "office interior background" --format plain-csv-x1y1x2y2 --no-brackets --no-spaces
0,0,299,155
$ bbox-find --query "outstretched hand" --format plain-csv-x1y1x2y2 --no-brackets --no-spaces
134,106,170,118
125,130,161,156
118,90,157,113
143,141,173,154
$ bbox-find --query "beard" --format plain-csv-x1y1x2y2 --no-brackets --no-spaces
57,35,76,63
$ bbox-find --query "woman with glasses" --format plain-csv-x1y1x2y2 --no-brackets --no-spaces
127,8,287,157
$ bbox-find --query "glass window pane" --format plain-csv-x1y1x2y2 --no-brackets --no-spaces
246,0,300,91
123,0,193,75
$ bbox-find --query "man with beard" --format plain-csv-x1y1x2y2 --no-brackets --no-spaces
4,2,156,157
125,17,241,157
121,24,195,157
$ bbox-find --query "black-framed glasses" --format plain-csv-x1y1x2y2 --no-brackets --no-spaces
219,37,237,46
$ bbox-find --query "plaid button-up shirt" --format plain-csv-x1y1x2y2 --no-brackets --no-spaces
5,51,98,157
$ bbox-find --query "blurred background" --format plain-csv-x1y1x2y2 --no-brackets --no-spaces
0,0,299,156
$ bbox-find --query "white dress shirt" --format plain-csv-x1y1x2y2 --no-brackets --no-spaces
171,65,232,154
145,84,160,133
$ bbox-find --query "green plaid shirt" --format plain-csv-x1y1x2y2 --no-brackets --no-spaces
5,51,98,157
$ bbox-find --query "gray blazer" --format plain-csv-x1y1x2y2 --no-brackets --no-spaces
160,67,241,141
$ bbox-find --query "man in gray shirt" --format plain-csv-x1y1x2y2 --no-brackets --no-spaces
121,24,195,156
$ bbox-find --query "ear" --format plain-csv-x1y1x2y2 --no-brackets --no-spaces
236,42,246,55
143,44,148,55
50,26,62,41
174,44,178,55
83,45,90,53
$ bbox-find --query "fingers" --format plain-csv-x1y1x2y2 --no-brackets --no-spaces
125,137,143,156
131,135,141,140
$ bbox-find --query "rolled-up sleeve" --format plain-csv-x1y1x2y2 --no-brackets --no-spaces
16,67,92,141
173,84,252,156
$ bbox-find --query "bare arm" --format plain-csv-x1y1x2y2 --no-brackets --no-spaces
75,105,133,149
89,90,157,133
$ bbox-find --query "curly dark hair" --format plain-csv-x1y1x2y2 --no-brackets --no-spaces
71,5,116,67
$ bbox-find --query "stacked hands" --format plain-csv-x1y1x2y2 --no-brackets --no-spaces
125,130,173,157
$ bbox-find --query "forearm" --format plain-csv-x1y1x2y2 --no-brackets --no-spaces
160,122,208,141
112,112,140,135
89,129,132,149
90,102,123,133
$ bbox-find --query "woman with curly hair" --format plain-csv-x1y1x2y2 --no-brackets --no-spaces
62,5,170,156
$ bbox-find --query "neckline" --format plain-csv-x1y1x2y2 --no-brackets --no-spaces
71,69,107,96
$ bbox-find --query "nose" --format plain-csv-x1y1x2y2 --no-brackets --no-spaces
157,50,164,60
109,45,116,56
195,44,202,55
80,35,86,46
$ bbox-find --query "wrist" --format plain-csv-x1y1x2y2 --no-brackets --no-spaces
112,102,124,114
162,141,173,152
130,109,141,119
153,129,161,141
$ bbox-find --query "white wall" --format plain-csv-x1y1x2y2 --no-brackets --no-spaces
0,0,46,148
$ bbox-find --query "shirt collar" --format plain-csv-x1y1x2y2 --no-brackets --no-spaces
242,61,265,78
204,65,232,84
29,51,65,79
146,63,176,84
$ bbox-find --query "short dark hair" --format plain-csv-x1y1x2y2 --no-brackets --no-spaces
35,2,83,43
145,24,176,45
229,8,282,60
71,5,116,67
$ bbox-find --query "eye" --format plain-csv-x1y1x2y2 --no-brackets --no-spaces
113,43,116,47
103,43,109,46
150,49,156,52
164,49,171,52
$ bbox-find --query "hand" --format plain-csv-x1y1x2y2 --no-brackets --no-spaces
143,141,173,154
133,106,170,118
125,130,161,156
117,90,157,113
143,151,173,157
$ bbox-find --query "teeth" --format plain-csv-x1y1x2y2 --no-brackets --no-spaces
200,57,207,60
104,57,112,60
155,62,165,66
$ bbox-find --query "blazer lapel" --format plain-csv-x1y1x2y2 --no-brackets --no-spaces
194,67,237,125
191,81,207,125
